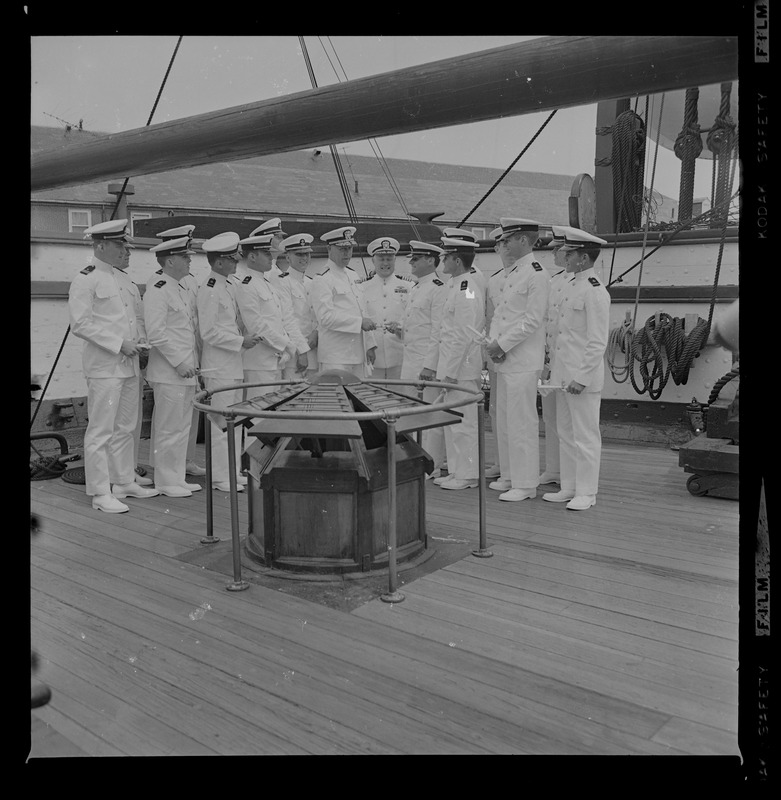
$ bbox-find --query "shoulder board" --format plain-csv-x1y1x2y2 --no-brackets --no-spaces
154,280,167,289
532,261,543,271
318,269,330,276
460,280,469,291
490,268,502,277
155,268,163,275
400,274,415,282
80,265,95,275
305,274,313,280
588,276,601,286
346,266,355,272
354,276,366,284
278,271,288,278
207,277,216,287
242,275,252,284
433,279,444,286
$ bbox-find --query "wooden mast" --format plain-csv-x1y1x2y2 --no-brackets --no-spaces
31,36,737,192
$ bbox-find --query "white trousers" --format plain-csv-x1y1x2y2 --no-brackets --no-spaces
318,362,366,378
203,378,243,485
495,371,540,489
150,382,195,488
84,375,139,496
442,379,479,480
540,388,561,476
400,364,444,471
556,391,602,496
136,387,200,468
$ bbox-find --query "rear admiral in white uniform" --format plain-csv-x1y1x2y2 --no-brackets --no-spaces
68,219,159,512
434,235,485,490
309,226,377,376
543,228,610,511
359,236,409,379
143,236,202,497
196,232,262,492
485,218,549,502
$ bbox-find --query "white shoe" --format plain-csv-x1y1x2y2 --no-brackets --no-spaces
92,494,129,514
499,488,537,502
112,483,160,499
185,461,207,476
433,475,451,486
542,490,576,503
156,485,193,498
484,464,501,478
213,482,245,493
538,472,560,484
441,478,479,490
566,495,596,510
489,479,512,491
182,482,202,493
134,474,154,486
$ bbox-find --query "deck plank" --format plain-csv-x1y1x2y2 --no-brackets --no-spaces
30,437,739,756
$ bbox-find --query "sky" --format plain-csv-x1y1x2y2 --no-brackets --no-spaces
30,35,724,200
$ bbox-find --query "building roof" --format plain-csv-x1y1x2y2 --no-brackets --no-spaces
31,125,578,226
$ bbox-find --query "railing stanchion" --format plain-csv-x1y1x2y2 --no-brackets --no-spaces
472,398,493,559
200,406,220,544
225,416,249,592
381,414,405,603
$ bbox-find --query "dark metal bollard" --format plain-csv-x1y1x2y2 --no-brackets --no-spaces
200,410,220,544
472,400,493,559
380,414,405,603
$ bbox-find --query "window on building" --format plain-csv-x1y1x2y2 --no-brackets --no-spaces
692,202,703,217
130,212,152,237
68,209,92,234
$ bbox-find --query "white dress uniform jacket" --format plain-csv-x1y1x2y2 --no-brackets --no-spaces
69,257,146,377
268,267,311,357
285,269,318,368
234,272,297,372
544,268,570,362
549,267,610,391
360,273,410,369
400,272,447,378
487,253,549,373
310,262,376,366
143,275,199,385
196,271,244,380
437,272,486,381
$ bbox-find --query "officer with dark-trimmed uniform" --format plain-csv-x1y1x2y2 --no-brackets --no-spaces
143,235,202,497
68,219,159,513
279,232,319,377
543,228,610,511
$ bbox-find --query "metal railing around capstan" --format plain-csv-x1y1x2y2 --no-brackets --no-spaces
193,378,492,599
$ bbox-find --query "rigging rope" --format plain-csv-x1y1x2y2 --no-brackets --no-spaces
317,36,422,241
30,35,184,432
458,110,558,227
299,36,370,277
610,109,646,233
674,87,702,223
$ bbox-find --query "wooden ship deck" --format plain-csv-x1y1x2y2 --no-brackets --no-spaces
29,432,739,758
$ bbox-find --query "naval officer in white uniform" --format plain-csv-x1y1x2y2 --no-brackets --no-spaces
279,232,319,378
543,228,610,511
393,240,448,475
68,219,159,512
434,235,485,490
485,218,549,502
538,225,577,487
234,233,307,389
143,236,202,497
359,236,410,379
196,232,262,492
309,226,377,376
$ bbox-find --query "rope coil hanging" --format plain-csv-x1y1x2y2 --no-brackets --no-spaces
611,110,646,232
674,87,702,223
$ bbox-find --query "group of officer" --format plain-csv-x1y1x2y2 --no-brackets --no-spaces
68,214,609,515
